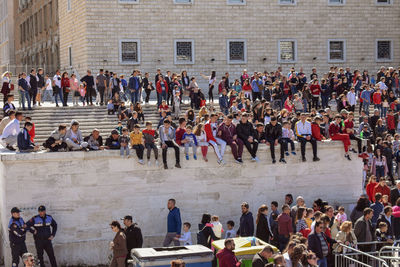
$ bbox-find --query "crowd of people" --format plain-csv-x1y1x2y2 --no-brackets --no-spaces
3,65,400,266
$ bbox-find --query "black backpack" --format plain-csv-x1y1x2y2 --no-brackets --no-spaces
197,226,210,246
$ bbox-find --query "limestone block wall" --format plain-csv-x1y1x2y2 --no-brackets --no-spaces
0,142,362,266
58,0,400,79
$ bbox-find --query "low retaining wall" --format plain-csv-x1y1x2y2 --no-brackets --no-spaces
0,141,362,266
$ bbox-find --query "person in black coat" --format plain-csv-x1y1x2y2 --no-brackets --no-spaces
198,214,217,249
237,202,254,237
376,206,395,237
236,113,258,160
80,70,95,105
255,205,273,243
308,220,336,266
264,117,284,163
123,216,143,266
390,182,400,206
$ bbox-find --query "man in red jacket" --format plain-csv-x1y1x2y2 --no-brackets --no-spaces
156,76,169,107
329,115,351,160
216,239,241,267
344,112,362,154
205,114,226,164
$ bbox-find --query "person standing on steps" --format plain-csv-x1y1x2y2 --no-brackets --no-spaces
163,199,182,247
26,206,58,267
80,70,95,106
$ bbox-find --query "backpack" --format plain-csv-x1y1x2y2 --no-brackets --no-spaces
197,226,211,246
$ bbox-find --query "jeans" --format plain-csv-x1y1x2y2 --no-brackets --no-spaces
54,86,64,106
317,257,327,267
42,90,53,102
130,89,139,104
145,143,158,159
382,106,388,118
241,139,258,158
19,90,31,109
375,165,385,179
362,102,370,115
120,146,130,156
158,91,167,107
184,141,197,156
321,95,329,109
98,86,105,105
281,138,295,152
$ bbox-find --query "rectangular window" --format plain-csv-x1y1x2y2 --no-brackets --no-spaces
119,39,140,64
43,4,47,30
68,46,72,67
328,0,345,5
118,0,139,3
227,39,247,64
279,0,296,5
227,0,245,5
174,40,194,64
278,39,297,63
376,40,392,61
38,9,42,33
67,0,71,11
376,0,391,4
174,0,193,3
328,40,346,62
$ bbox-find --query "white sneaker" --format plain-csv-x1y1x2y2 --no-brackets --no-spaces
147,161,151,166
254,157,260,162
138,159,144,165
251,158,256,161
155,160,159,166
220,159,226,165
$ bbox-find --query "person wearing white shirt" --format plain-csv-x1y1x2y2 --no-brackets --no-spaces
295,113,319,162
346,88,356,112
0,112,23,151
377,77,388,91
42,75,54,103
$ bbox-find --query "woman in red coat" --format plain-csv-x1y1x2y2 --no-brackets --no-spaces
61,72,70,107
366,175,378,202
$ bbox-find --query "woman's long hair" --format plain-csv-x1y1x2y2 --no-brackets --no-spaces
256,205,268,225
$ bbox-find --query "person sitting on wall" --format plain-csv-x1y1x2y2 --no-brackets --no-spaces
65,120,89,151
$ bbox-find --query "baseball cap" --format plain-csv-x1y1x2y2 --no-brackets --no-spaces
11,207,21,213
38,205,46,212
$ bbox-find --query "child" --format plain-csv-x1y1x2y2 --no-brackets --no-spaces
393,133,400,154
225,221,235,239
193,123,208,162
130,124,145,165
376,222,393,251
211,215,223,239
24,117,35,143
79,83,86,106
175,222,192,246
305,208,314,229
182,125,197,160
281,121,296,156
115,121,123,135
173,89,181,120
335,206,347,225
119,128,130,158
219,89,229,115
382,195,389,207
107,99,115,115
17,122,39,152
142,121,159,166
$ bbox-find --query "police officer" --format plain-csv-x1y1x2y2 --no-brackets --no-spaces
9,207,27,267
26,205,58,267
122,215,143,266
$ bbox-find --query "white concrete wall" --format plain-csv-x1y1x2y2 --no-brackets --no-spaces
0,142,362,266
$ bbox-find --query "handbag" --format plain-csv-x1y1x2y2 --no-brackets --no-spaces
10,84,14,91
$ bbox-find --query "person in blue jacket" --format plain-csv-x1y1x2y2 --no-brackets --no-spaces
163,199,182,247
26,205,58,267
9,207,27,267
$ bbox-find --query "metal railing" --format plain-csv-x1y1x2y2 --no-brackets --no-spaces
379,245,400,267
334,243,390,267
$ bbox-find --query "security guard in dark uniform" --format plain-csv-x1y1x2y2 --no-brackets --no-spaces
26,205,58,267
9,207,27,267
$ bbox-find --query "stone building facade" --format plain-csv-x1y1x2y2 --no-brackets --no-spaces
0,0,15,74
14,0,60,75
58,0,400,80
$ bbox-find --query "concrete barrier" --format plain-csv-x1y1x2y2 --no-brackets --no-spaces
0,141,362,266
